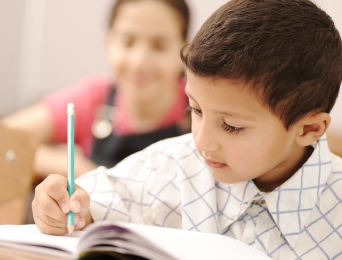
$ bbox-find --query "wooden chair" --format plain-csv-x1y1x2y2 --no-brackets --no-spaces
0,125,37,224
327,132,342,158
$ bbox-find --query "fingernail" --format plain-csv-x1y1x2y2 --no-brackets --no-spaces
72,201,80,211
61,204,69,214
77,218,85,229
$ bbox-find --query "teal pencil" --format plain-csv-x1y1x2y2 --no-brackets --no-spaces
67,103,75,236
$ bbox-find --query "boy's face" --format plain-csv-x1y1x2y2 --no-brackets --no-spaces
186,72,310,191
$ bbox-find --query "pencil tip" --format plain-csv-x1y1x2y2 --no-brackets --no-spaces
68,225,75,236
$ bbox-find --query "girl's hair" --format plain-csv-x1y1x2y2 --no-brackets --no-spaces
108,0,190,40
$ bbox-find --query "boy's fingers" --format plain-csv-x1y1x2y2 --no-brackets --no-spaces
43,174,70,214
33,212,68,236
33,195,82,230
33,191,67,223
70,184,90,215
75,217,85,230
32,199,67,228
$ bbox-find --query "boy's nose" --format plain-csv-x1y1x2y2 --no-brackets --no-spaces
193,120,220,152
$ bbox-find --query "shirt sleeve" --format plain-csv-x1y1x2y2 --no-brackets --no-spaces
76,133,221,233
43,76,111,156
75,134,199,229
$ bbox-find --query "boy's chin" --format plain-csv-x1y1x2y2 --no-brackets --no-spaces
209,168,244,184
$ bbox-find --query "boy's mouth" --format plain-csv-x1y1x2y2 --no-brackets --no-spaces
203,158,227,168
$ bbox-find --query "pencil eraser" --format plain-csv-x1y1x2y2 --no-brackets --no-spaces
67,103,75,114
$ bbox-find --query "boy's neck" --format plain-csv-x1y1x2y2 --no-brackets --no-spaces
253,145,314,192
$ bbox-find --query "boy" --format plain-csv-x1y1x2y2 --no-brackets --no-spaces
32,0,342,259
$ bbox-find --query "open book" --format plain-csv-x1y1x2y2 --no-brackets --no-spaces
0,221,271,260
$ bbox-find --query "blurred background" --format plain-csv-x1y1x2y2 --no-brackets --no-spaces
0,0,341,134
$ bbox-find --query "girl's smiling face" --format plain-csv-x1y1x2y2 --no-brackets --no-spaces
106,0,185,104
186,71,313,191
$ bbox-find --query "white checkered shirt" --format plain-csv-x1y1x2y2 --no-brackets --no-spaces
77,133,342,259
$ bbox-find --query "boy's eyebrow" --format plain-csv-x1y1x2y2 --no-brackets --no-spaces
214,108,255,121
185,88,255,122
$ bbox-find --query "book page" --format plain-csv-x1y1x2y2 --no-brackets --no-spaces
78,223,176,260
0,225,80,259
78,221,272,260
0,222,272,259
116,222,272,260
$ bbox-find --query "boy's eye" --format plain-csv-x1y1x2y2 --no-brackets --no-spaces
222,123,243,134
187,106,202,116
187,106,243,134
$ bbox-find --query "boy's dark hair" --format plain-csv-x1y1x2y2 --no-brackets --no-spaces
181,0,342,129
108,0,190,40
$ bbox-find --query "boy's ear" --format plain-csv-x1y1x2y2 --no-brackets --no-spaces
295,112,331,147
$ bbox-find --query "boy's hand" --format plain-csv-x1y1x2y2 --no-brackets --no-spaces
32,174,91,235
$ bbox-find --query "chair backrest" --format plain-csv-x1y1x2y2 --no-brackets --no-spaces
327,132,342,158
0,125,37,224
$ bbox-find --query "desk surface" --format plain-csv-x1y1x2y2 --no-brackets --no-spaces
327,132,342,158
0,246,73,260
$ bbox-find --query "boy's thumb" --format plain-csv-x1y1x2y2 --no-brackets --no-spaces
55,191,71,214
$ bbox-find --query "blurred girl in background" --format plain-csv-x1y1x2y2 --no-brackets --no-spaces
1,0,191,180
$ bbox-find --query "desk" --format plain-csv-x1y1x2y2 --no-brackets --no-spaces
0,246,72,260
327,132,342,158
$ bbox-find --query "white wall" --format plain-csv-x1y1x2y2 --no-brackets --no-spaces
14,0,113,110
187,0,228,39
0,0,341,133
0,1,25,115
314,0,342,134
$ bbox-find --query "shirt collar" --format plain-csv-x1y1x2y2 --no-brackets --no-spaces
217,135,332,248
265,135,332,248
217,180,260,232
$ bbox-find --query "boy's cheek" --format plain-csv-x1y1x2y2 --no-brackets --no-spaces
190,118,199,136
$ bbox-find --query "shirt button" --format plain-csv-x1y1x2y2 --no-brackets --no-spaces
253,199,265,206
